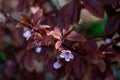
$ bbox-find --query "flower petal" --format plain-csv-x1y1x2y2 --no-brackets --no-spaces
69,53,74,59
60,52,66,58
53,60,62,69
65,56,70,62
61,50,67,53
35,47,42,53
23,31,31,40
105,38,111,44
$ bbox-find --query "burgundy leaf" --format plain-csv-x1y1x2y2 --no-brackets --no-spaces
4,60,17,77
105,52,120,62
15,50,25,63
83,42,104,57
19,13,32,27
16,23,26,28
96,59,106,73
24,54,34,72
105,14,120,35
45,11,63,28
19,13,31,22
85,53,99,64
109,0,120,9
17,0,27,12
83,0,104,18
87,38,99,50
59,0,81,26
66,31,87,42
104,64,114,80
32,9,43,25
73,57,84,78
65,60,74,75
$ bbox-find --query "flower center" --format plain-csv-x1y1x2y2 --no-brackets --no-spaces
65,52,69,55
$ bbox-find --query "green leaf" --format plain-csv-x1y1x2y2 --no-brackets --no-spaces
85,17,107,37
0,52,6,61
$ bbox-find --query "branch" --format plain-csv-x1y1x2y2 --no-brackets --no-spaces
62,43,82,55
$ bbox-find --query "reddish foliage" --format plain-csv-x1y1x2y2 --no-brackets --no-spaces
1,0,120,80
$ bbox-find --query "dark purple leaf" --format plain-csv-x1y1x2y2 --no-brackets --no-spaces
96,59,106,73
15,50,25,63
85,53,99,64
4,60,17,77
105,14,120,35
17,0,28,12
24,54,34,72
104,64,114,80
83,42,104,57
105,52,120,62
45,11,63,28
83,0,104,18
73,57,84,78
109,0,120,9
59,0,81,26
65,60,74,75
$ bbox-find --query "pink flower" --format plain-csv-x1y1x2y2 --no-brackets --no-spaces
60,50,74,62
53,60,62,69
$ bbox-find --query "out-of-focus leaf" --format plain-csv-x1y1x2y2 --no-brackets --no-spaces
83,42,104,57
59,0,81,27
66,31,87,42
83,0,104,18
85,53,98,64
73,57,84,78
15,50,25,63
24,54,34,72
97,58,106,73
85,17,107,37
65,59,74,75
0,52,6,61
109,0,120,9
16,23,26,28
19,13,32,27
105,52,120,62
104,64,114,80
17,0,27,12
45,11,63,28
105,14,120,35
4,60,17,77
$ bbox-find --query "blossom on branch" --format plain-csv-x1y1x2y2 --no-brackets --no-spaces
60,50,74,62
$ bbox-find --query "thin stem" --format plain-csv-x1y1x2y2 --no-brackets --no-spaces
62,43,82,55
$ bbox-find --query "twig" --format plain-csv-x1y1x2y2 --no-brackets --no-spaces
62,43,82,55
